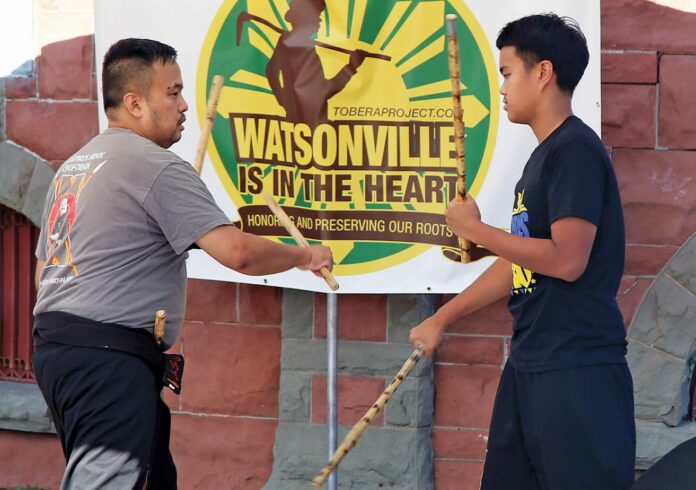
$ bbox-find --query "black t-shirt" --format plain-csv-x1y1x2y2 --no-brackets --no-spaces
507,116,627,372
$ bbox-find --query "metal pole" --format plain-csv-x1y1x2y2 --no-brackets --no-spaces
327,292,338,490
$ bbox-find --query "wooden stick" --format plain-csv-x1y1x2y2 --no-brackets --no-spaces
312,346,425,487
261,193,339,291
193,75,225,175
154,310,167,345
446,14,471,264
236,12,391,61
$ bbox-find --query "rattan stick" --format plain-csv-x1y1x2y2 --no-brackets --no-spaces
153,309,167,345
262,193,339,291
446,14,471,263
312,346,425,487
193,75,225,175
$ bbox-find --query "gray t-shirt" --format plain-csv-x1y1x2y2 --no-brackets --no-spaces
34,128,231,347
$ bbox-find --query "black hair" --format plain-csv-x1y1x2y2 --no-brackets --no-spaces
496,13,589,94
102,38,177,112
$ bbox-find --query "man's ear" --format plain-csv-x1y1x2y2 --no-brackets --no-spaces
538,60,555,89
122,92,145,118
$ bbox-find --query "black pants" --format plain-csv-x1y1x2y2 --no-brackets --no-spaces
481,361,636,490
33,342,177,489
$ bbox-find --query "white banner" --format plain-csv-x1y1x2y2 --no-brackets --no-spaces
95,0,600,293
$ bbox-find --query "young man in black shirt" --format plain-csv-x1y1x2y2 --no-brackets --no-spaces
410,14,635,489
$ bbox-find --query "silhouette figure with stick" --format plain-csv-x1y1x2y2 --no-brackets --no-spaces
237,0,390,127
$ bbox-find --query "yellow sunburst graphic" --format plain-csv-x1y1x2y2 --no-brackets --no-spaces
198,0,499,275
218,0,488,124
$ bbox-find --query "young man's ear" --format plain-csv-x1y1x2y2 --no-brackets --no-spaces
537,60,554,88
122,92,145,118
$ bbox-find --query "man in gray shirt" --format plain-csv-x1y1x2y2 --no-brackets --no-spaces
32,38,332,489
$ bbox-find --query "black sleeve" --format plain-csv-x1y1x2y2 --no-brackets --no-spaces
546,140,606,226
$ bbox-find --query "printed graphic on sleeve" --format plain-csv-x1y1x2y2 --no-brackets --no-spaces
198,0,500,275
40,155,108,286
511,190,536,295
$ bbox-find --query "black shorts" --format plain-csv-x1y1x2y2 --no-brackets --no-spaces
481,361,636,490
33,342,177,489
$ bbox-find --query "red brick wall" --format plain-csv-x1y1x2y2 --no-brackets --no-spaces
0,431,64,487
0,283,284,490
169,281,283,488
3,1,696,488
603,0,696,296
432,300,508,488
5,34,98,171
312,294,392,425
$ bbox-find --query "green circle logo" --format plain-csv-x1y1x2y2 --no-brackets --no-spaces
199,0,499,275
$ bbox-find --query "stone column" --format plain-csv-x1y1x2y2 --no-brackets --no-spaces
627,234,696,468
264,290,436,489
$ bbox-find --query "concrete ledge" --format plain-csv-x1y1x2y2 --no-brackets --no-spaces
628,233,696,427
636,420,696,469
281,339,433,378
0,140,54,225
387,294,436,343
271,292,436,489
628,339,690,426
281,288,314,339
0,381,54,434
279,371,312,423
22,155,55,226
263,423,432,490
385,376,434,428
